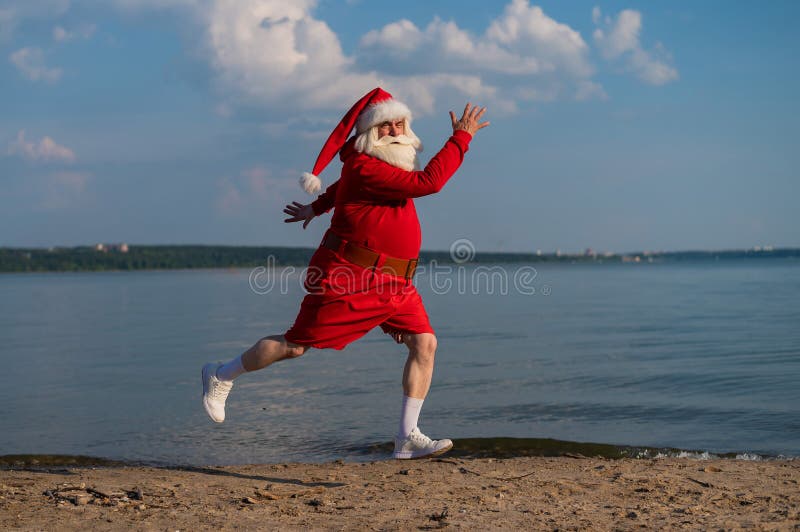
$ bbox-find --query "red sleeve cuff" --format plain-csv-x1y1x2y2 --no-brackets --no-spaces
449,129,472,156
453,129,473,141
452,129,472,149
311,198,328,216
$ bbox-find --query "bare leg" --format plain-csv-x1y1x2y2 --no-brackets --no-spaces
241,334,309,372
203,335,308,423
402,333,438,399
393,332,452,458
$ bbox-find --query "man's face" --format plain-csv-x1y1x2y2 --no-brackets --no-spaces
377,119,405,139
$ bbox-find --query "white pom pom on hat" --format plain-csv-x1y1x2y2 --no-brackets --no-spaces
300,172,322,194
300,87,412,194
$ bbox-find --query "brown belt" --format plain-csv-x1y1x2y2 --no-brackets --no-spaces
321,232,418,280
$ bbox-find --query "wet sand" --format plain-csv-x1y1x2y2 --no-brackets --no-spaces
1,456,798,530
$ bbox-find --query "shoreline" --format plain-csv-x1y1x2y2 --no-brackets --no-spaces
3,436,797,472
3,255,799,276
2,245,798,275
2,456,797,529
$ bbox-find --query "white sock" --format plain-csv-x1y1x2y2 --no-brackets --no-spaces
398,395,424,439
216,354,246,382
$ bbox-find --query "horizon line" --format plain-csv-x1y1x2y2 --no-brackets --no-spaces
2,243,797,257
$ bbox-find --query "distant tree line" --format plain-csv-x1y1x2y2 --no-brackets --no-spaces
0,246,314,273
0,245,797,273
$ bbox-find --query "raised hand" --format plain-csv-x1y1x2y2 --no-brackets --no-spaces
450,103,489,136
283,201,315,229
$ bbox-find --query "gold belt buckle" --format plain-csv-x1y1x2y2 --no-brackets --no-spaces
405,258,418,279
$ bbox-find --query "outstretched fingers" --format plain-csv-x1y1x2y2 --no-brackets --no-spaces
283,202,302,223
284,201,316,228
473,106,489,130
451,102,490,135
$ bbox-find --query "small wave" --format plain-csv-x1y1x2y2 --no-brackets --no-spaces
348,438,793,462
735,452,765,461
620,448,796,461
646,450,716,460
0,454,126,470
3,444,793,469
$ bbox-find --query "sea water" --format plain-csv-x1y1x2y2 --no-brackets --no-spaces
1,259,798,465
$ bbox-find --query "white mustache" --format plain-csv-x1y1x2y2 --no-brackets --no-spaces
372,134,418,147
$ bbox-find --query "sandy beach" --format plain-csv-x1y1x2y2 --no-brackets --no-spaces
1,456,797,530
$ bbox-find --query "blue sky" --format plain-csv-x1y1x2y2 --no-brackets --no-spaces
1,0,797,253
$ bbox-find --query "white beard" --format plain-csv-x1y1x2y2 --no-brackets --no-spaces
368,138,419,171
354,127,422,171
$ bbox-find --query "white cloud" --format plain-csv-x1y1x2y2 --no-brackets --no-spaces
0,0,70,41
106,0,200,10
361,19,420,55
594,9,640,59
7,1,681,116
593,7,678,86
202,0,378,112
7,130,76,163
9,47,63,83
359,17,542,76
52,25,68,41
14,0,616,118
485,0,593,78
388,73,511,116
98,0,603,116
53,23,96,42
358,1,597,106
575,80,607,101
216,165,297,216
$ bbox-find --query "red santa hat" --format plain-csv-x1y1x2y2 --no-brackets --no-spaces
300,87,413,194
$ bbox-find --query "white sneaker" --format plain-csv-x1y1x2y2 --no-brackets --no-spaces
392,427,453,459
202,363,233,423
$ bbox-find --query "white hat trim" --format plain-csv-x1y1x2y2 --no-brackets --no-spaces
356,99,413,133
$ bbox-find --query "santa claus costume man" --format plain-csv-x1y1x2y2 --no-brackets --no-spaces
202,87,489,459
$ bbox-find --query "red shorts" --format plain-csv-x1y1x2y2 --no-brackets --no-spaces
284,247,434,350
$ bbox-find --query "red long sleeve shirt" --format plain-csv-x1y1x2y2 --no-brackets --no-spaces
310,129,472,260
